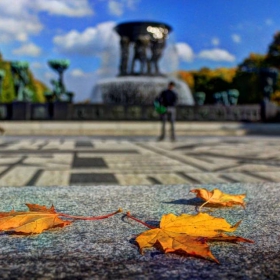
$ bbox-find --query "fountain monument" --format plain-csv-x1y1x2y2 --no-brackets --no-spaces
92,21,194,105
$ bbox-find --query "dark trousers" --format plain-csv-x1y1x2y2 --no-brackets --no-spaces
160,107,176,139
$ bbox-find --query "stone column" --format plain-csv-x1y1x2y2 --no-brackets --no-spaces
119,36,130,76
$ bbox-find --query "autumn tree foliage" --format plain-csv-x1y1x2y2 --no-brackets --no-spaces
178,67,236,104
177,71,195,91
0,53,48,103
178,31,280,104
266,31,280,69
0,53,15,103
232,53,267,104
265,32,280,104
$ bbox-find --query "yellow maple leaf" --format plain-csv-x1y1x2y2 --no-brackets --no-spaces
0,211,71,234
190,188,246,208
127,212,253,263
0,204,122,235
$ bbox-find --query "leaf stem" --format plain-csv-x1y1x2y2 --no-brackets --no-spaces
198,194,214,212
58,208,122,220
125,212,157,229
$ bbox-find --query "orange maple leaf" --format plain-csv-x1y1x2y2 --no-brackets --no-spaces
190,188,246,208
26,203,56,213
0,204,121,235
126,212,253,263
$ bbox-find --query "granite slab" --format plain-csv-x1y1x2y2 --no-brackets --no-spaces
0,183,279,279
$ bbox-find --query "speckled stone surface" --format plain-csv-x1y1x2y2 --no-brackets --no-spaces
0,183,279,279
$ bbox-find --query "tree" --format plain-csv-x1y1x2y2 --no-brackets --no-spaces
266,32,280,68
193,68,235,104
0,52,48,103
239,53,268,70
177,71,195,91
232,53,267,104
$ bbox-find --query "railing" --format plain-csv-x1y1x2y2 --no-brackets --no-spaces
0,102,262,121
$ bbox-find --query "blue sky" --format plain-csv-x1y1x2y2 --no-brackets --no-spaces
0,0,279,101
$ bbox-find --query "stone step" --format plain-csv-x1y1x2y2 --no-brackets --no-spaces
1,121,280,136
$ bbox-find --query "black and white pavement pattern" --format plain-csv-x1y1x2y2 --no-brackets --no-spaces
1,136,280,187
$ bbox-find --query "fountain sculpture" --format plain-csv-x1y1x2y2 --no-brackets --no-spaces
11,61,33,101
46,59,74,102
92,21,194,105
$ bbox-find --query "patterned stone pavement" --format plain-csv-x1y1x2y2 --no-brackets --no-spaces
0,136,280,186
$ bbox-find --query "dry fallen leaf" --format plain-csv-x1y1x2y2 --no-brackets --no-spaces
190,188,246,208
126,212,253,263
0,203,121,235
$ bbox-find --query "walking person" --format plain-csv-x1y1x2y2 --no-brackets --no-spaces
157,82,178,141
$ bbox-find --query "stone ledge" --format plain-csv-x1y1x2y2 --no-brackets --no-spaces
1,121,280,136
0,183,278,279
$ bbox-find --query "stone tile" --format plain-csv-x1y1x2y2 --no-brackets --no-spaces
22,157,49,165
70,173,118,184
4,141,38,150
114,174,152,185
23,154,73,169
183,155,237,171
41,140,75,150
75,141,94,148
223,164,280,173
149,174,192,184
255,172,280,182
35,170,70,186
41,140,61,150
184,172,230,184
255,151,280,159
76,150,139,154
0,166,8,174
222,172,265,183
0,167,38,187
0,157,21,165
60,141,75,150
72,156,107,168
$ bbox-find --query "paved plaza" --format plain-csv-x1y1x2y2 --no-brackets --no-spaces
1,135,280,187
0,135,279,279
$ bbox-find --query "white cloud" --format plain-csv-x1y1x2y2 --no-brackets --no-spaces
198,48,235,62
0,0,93,43
13,43,42,57
265,19,273,26
108,0,124,16
232,34,241,43
211,37,220,46
34,0,93,17
126,0,140,9
31,62,43,69
53,21,118,55
71,69,88,77
0,16,42,43
44,72,55,80
107,0,140,16
175,43,194,62
53,21,119,78
0,0,93,18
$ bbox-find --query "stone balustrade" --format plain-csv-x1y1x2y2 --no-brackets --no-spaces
0,102,263,122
